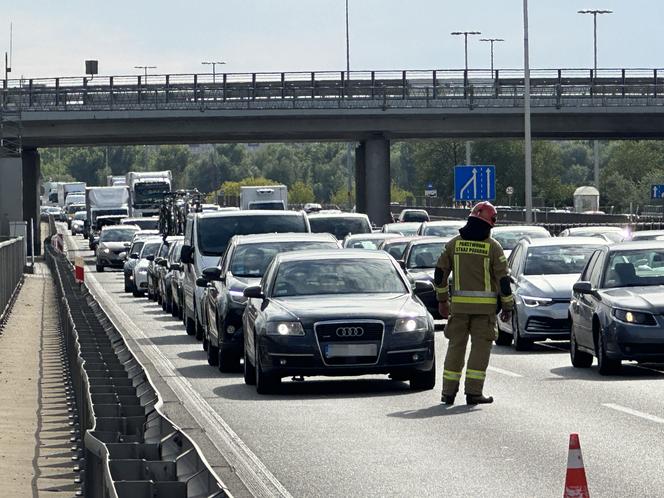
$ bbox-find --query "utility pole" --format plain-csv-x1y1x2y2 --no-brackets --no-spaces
201,60,226,84
345,0,353,210
523,0,533,223
578,9,612,188
451,31,481,166
479,37,504,75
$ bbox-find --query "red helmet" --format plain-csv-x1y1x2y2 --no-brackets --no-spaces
469,201,498,227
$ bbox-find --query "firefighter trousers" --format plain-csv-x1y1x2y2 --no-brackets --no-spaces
442,313,496,396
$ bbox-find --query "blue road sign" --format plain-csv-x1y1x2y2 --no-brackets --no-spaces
454,165,496,201
652,185,664,199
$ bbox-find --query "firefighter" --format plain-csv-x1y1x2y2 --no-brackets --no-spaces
434,202,513,405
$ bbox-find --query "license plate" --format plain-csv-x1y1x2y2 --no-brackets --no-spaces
324,343,377,358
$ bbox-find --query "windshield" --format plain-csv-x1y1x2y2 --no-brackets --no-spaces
524,245,600,275
383,241,409,260
604,249,664,288
248,201,285,210
140,242,161,258
67,204,85,214
493,229,550,250
158,243,170,258
230,241,338,277
309,217,371,240
74,212,87,220
423,224,463,237
198,215,308,256
344,238,387,250
384,223,420,235
272,259,407,297
134,182,169,206
125,219,159,230
100,228,137,242
407,242,445,269
401,211,428,222
130,241,144,255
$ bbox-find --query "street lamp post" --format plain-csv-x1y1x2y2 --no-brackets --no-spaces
134,65,157,83
451,30,481,166
578,9,613,189
523,0,533,223
345,0,353,210
479,37,504,75
201,61,226,83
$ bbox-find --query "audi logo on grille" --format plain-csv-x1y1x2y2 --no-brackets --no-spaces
336,326,365,337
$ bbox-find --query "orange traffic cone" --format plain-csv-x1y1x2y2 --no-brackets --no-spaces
564,433,590,498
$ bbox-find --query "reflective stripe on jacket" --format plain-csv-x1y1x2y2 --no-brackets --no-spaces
435,235,512,315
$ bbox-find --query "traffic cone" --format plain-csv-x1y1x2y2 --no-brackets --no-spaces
564,433,590,498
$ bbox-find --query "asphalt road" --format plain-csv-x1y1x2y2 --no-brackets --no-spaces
66,230,664,498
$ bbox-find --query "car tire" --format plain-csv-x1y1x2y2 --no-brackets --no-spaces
165,296,172,314
171,301,179,318
161,296,167,311
409,357,436,391
124,280,131,293
512,313,533,351
244,349,256,385
570,326,593,368
495,328,513,346
255,349,280,395
96,264,104,272
195,315,204,341
207,337,219,367
186,314,196,336
218,347,239,373
132,290,143,298
597,331,621,375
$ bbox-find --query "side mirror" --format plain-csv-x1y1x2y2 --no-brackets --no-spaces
196,277,209,288
202,267,222,281
243,285,265,299
118,252,127,260
180,245,193,264
414,280,434,294
130,253,139,259
146,255,155,262
158,259,168,267
573,281,593,294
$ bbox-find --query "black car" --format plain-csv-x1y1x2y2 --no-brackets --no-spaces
307,213,372,240
242,250,436,394
199,233,340,371
399,237,450,318
148,239,171,302
570,241,664,374
169,241,186,319
158,236,184,313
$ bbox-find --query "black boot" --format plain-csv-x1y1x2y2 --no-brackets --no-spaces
466,394,494,405
441,394,456,405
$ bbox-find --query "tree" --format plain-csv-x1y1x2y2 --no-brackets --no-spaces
289,181,315,204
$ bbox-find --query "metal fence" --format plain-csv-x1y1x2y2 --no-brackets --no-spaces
45,244,229,498
4,68,664,112
0,237,25,324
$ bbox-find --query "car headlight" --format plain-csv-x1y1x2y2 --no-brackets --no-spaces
394,316,428,333
102,248,111,254
613,308,657,326
266,322,305,336
229,289,248,305
521,295,553,307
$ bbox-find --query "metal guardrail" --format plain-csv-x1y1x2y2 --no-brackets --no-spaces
0,237,25,325
4,68,664,112
45,244,229,498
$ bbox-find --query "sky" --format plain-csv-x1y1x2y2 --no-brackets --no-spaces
1,0,662,79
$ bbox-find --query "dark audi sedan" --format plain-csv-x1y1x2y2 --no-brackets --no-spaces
242,250,436,394
570,241,664,374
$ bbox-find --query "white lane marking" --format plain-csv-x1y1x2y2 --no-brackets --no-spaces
69,231,292,498
487,366,523,378
602,403,664,424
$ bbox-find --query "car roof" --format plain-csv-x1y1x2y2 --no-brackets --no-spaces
492,225,549,232
525,236,607,247
400,208,427,213
198,210,303,219
406,236,451,246
632,230,664,237
102,224,140,231
345,233,400,240
381,236,423,245
565,225,624,232
607,240,664,252
384,221,422,227
275,249,392,263
422,220,465,226
123,216,158,221
232,233,336,244
307,212,368,219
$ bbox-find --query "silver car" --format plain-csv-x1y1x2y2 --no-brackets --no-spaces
496,237,608,350
95,225,140,272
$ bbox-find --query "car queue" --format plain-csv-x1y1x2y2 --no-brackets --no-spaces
66,205,664,391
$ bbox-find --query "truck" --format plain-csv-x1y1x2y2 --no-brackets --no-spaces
126,171,172,217
85,186,131,245
41,181,62,206
57,182,86,207
240,185,288,210
107,175,127,186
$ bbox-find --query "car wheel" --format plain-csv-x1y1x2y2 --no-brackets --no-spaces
96,264,104,272
132,290,143,298
495,328,513,346
165,296,172,314
171,301,179,318
207,337,219,367
512,313,533,351
195,314,204,341
124,280,130,293
186,313,196,336
597,331,621,375
255,348,280,394
202,328,209,351
409,357,436,391
244,349,256,385
218,347,239,373
570,326,593,368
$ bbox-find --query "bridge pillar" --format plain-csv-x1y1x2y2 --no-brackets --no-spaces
364,135,391,226
23,148,41,256
355,142,366,214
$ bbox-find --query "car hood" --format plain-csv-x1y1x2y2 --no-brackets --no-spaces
136,259,150,270
100,241,130,251
268,293,422,323
231,276,262,289
519,274,579,300
602,286,664,313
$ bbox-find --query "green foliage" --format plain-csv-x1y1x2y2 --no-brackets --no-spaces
289,181,315,204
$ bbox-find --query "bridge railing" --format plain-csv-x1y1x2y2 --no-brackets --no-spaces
4,68,664,112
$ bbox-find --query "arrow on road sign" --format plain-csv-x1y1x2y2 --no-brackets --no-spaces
460,168,477,199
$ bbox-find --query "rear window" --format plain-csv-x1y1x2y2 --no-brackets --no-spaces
309,216,371,240
400,211,429,222
524,245,600,275
100,228,137,242
197,214,308,256
126,219,159,230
